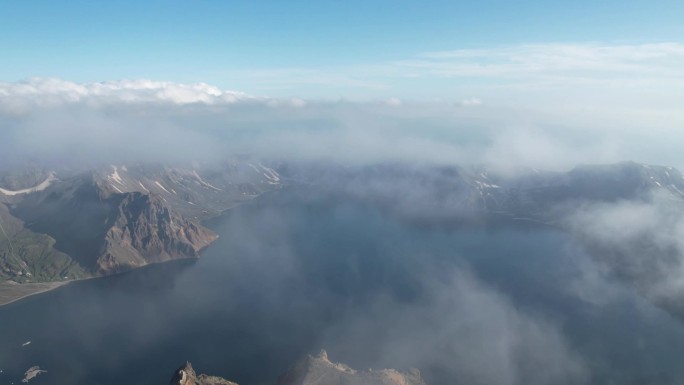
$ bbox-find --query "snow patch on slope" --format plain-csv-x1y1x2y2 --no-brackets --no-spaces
259,163,280,182
249,163,281,185
108,166,124,185
192,170,222,191
0,173,57,196
154,181,172,194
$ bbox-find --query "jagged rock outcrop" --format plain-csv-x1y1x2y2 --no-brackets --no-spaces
96,192,217,274
10,173,218,276
0,160,282,288
168,351,426,385
21,365,47,383
5,160,684,290
169,362,237,385
275,350,427,385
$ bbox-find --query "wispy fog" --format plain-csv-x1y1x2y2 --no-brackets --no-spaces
3,72,684,385
1,78,683,173
318,267,588,385
0,192,586,384
567,192,684,312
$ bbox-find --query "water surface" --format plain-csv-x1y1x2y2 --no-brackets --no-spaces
1,189,684,384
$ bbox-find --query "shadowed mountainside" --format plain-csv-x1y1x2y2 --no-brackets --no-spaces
0,161,281,294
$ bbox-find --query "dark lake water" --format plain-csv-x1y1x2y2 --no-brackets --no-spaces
3,188,684,385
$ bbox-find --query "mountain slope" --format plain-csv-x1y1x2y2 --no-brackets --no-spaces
169,362,237,385
0,160,282,281
0,202,86,282
91,162,281,219
169,351,426,385
275,350,426,385
280,161,684,224
11,172,217,275
96,191,217,274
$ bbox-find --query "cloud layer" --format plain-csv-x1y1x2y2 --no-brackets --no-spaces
567,192,684,309
0,78,254,109
0,56,683,173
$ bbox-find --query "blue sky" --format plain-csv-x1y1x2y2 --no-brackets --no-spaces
1,0,683,99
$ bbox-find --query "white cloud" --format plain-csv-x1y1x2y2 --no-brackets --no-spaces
0,78,256,111
0,71,682,172
406,42,684,86
213,42,684,109
566,193,684,308
322,268,588,385
6,42,684,106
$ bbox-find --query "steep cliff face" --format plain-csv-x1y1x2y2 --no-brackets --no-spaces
0,160,281,303
96,192,217,274
6,160,684,287
275,350,427,385
169,362,237,385
10,173,218,276
40,161,279,274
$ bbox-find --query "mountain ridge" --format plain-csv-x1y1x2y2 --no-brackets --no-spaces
169,350,426,385
2,160,684,309
0,161,282,301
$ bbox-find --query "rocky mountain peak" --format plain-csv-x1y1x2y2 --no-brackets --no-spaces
169,352,426,385
96,191,218,274
169,362,237,385
169,362,196,385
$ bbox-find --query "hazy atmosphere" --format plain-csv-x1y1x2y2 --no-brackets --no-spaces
2,74,684,172
2,1,684,171
1,2,684,385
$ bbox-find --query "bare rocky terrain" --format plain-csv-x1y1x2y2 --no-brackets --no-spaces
4,159,684,321
170,362,237,385
0,160,282,303
275,350,426,385
170,351,426,385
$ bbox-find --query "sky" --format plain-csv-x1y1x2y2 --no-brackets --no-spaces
1,0,683,99
1,1,684,171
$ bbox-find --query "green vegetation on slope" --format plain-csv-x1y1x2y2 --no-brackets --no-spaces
0,203,88,283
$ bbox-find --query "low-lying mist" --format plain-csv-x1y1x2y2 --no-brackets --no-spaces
5,188,684,384
3,78,684,385
1,78,683,174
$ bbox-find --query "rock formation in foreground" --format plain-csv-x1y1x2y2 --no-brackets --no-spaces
169,362,237,385
275,350,426,385
170,350,426,385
